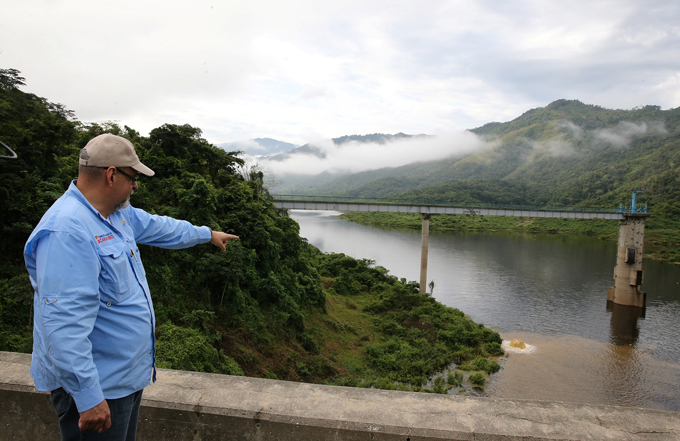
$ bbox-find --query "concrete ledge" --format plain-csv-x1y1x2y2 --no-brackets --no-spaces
2,351,679,440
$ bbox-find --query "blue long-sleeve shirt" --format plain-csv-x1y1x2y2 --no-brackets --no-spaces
24,181,212,412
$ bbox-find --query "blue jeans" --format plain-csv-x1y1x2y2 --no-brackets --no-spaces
50,388,143,441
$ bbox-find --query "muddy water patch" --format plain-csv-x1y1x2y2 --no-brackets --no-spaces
486,332,680,411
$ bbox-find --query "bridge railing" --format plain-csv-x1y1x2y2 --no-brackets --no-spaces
271,194,621,214
617,203,650,214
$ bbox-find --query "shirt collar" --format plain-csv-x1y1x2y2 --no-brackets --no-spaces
67,180,113,224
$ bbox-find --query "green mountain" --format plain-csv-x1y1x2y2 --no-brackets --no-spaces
274,100,680,213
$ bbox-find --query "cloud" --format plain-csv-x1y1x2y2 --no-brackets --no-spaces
521,119,668,159
557,121,584,139
1,0,679,144
526,137,578,158
594,121,667,147
223,139,269,154
260,131,486,175
521,121,585,158
258,115,669,178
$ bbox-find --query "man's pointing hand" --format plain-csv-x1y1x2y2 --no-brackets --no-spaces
210,231,239,251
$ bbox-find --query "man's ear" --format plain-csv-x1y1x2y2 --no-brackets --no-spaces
106,167,116,187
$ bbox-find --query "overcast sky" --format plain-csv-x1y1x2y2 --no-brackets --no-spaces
2,0,679,146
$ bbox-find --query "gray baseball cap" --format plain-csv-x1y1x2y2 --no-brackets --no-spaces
79,134,155,176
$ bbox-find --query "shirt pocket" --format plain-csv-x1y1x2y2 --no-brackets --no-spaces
97,241,132,304
130,245,146,279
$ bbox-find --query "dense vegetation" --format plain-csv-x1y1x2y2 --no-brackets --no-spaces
273,100,680,262
0,69,501,393
311,253,501,391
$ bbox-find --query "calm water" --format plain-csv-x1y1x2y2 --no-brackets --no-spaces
290,210,680,411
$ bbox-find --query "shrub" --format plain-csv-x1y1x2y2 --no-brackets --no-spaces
457,363,475,371
377,318,405,336
299,332,320,353
374,377,397,390
432,384,448,394
472,357,501,374
486,341,504,356
480,327,502,344
469,373,486,386
452,347,473,365
296,362,311,377
338,377,359,387
155,323,243,375
488,360,501,373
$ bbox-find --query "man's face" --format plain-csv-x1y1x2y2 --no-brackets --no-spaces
113,167,138,211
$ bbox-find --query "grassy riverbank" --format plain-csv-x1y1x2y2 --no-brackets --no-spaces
339,212,680,263
341,212,617,237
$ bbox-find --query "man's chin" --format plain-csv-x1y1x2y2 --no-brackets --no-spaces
115,196,131,212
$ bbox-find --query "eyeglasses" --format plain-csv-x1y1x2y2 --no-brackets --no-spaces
115,167,139,185
89,166,141,184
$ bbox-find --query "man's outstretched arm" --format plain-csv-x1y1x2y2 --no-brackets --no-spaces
127,207,238,250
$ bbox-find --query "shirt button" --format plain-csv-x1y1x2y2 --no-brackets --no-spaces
107,302,112,307
149,350,153,354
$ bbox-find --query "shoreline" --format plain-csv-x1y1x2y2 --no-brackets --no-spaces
338,211,679,264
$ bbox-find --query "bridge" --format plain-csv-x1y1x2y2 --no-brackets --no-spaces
271,195,626,219
272,194,650,309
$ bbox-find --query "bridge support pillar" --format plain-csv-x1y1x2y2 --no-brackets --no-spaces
419,214,430,294
608,214,648,308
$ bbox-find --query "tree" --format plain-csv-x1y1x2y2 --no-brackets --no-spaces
0,69,79,276
0,68,26,90
235,156,279,195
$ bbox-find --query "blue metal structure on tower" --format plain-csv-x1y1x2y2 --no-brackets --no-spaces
617,190,649,214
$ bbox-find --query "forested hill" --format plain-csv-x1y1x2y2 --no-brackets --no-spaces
463,100,680,208
273,100,680,213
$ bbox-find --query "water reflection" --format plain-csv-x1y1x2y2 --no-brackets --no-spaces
607,301,643,346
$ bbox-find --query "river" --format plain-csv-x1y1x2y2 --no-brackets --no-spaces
289,210,680,411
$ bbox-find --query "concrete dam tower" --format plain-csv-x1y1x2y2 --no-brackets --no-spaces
608,191,649,309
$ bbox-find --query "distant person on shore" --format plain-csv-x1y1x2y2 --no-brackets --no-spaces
24,134,238,441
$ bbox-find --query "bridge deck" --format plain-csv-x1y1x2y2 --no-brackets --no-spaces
272,199,625,220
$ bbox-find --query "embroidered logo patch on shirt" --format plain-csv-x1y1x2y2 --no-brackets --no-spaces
95,232,115,244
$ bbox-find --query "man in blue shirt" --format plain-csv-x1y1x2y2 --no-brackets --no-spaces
24,134,238,440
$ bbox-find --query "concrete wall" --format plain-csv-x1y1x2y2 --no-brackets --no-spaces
2,351,679,440
609,214,647,307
